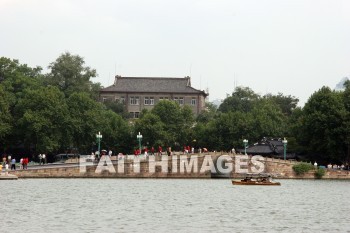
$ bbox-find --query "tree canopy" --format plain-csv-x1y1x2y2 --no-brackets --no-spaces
47,52,99,98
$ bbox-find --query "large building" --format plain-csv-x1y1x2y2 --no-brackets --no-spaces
99,76,208,118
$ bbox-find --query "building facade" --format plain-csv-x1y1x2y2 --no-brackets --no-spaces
99,76,208,118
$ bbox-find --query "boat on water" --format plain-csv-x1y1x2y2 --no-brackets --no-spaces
232,173,281,186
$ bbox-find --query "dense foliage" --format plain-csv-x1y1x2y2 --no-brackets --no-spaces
0,53,349,166
0,54,131,159
292,162,314,175
314,168,326,179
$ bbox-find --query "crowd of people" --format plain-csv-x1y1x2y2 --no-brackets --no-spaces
130,145,209,158
1,155,30,173
326,163,346,170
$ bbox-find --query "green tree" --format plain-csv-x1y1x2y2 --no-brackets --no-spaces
197,102,217,123
263,93,299,116
297,86,347,163
288,107,305,153
66,92,104,152
99,109,132,154
138,100,196,148
134,112,166,147
103,99,129,119
67,92,132,154
151,100,183,146
250,99,288,139
179,105,195,145
194,111,256,151
47,52,97,97
342,80,350,165
0,86,12,146
15,86,70,153
0,57,43,107
0,57,43,152
218,87,259,113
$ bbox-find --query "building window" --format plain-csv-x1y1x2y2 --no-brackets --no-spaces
191,98,196,106
130,96,139,105
159,97,169,101
116,97,126,104
120,96,125,104
179,97,184,105
102,97,107,102
145,97,155,105
174,97,184,105
129,112,140,118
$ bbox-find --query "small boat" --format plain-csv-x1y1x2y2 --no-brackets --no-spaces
232,173,281,186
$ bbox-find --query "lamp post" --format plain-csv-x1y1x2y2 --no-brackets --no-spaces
96,132,102,159
282,138,288,161
137,132,143,154
243,139,248,155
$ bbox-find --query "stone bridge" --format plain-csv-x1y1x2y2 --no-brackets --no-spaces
7,153,350,179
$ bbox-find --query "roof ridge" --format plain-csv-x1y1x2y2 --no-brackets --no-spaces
119,77,188,80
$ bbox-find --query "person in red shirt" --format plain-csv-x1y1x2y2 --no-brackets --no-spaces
23,158,26,169
158,146,162,156
151,147,155,155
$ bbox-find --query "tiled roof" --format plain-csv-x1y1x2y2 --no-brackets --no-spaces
246,144,274,154
100,76,208,95
239,138,285,155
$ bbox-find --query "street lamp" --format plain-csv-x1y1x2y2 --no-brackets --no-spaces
137,132,143,154
282,138,288,161
96,132,102,159
243,139,248,155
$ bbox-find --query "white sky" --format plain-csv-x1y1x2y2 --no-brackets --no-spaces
1,0,349,105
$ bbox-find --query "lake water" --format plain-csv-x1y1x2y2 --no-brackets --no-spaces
0,179,349,233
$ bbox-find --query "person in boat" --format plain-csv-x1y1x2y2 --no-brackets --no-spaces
242,175,252,182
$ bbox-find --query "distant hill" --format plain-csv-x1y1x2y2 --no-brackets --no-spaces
335,77,349,91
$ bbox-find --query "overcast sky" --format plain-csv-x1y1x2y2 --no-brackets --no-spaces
1,0,349,105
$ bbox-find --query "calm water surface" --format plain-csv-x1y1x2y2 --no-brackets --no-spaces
0,179,349,233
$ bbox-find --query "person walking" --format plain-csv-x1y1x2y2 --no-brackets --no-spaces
158,146,162,156
11,158,16,170
167,147,172,156
39,154,42,165
23,158,28,169
5,163,9,176
2,156,6,166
